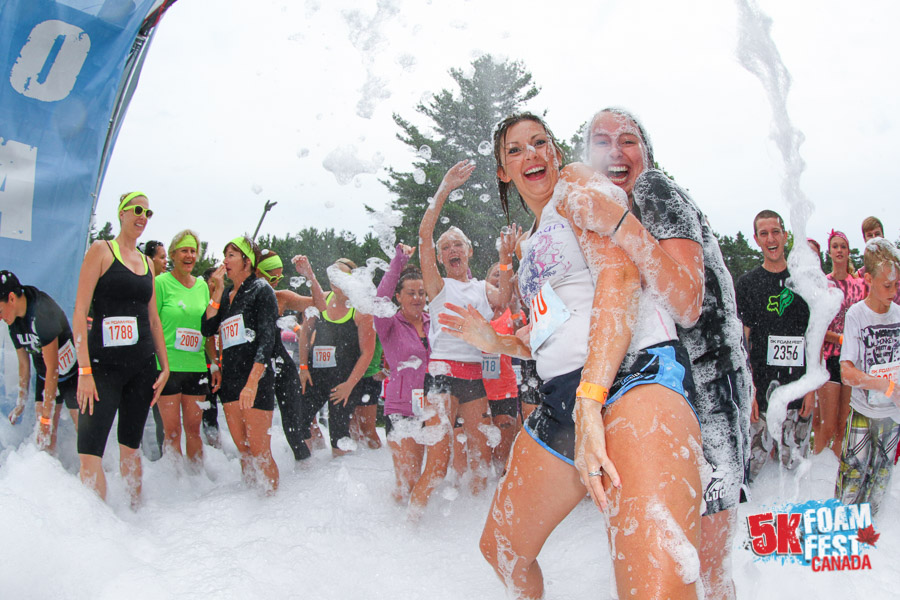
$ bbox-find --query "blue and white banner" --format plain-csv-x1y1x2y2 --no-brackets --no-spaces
0,0,160,315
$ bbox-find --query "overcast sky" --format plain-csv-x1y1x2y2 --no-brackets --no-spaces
95,0,899,262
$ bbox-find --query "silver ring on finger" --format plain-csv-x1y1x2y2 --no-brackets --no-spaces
588,469,603,477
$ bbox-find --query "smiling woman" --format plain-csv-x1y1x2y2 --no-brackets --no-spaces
71,191,170,507
413,159,515,518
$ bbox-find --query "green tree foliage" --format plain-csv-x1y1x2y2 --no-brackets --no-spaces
89,220,114,242
715,230,763,282
381,55,543,278
256,227,383,290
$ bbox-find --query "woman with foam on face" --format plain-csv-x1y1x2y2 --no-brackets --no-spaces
414,164,514,518
581,107,751,599
439,113,703,600
201,236,279,492
73,191,170,506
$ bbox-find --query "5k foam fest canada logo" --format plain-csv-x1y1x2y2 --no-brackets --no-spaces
747,500,879,571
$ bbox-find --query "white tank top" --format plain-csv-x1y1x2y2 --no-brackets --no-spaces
519,192,676,381
428,277,493,363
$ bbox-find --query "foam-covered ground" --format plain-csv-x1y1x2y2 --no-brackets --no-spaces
1,410,898,599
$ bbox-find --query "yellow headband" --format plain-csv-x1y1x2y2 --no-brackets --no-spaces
257,254,283,275
118,191,147,213
227,237,256,268
174,234,198,251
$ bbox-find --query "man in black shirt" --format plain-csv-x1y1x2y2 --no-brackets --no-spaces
736,211,815,482
0,271,78,453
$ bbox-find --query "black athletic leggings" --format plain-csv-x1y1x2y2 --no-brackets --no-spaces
77,357,156,457
275,364,310,460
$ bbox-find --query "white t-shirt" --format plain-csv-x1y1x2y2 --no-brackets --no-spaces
428,277,493,363
840,301,900,423
519,190,675,381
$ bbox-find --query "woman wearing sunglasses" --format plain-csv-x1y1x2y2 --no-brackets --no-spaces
73,191,169,506
154,229,220,469
256,250,326,461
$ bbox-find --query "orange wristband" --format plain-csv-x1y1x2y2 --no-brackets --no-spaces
293,324,302,333
299,364,309,371
839,335,844,346
78,367,92,376
39,416,52,426
209,300,221,310
499,263,512,272
886,381,895,398
576,382,609,404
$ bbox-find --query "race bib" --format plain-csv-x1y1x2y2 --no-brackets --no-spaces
868,360,900,407
57,340,76,375
482,353,501,380
313,345,337,368
411,388,425,417
174,327,203,352
221,315,247,349
766,335,805,367
529,282,571,351
102,316,138,347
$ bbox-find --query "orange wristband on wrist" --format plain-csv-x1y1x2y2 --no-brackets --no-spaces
78,367,92,376
39,416,52,426
839,335,844,346
209,300,220,310
299,364,309,371
886,381,895,398
499,263,512,272
576,382,609,404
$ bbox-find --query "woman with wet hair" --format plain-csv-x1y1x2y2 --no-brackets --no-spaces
581,107,751,599
820,230,866,456
441,113,703,599
73,191,169,505
413,166,514,518
201,236,279,492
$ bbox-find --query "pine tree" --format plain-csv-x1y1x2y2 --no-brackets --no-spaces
380,55,543,278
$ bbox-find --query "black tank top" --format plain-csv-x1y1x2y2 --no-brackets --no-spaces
88,241,154,366
309,294,361,386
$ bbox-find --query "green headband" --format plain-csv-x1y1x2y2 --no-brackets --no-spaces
174,234,198,251
257,254,283,276
118,191,147,213
227,237,256,268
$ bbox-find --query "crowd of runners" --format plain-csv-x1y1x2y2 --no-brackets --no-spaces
2,107,899,600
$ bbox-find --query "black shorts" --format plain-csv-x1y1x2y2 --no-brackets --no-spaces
691,367,750,516
525,341,697,466
424,374,486,405
219,377,276,411
161,371,210,396
751,363,806,412
351,376,382,408
35,375,78,410
77,356,157,457
489,396,518,419
518,359,543,406
826,355,842,384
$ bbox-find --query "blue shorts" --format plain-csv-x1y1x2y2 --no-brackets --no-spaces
524,341,697,466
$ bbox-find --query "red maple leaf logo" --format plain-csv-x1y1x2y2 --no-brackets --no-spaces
857,525,880,547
